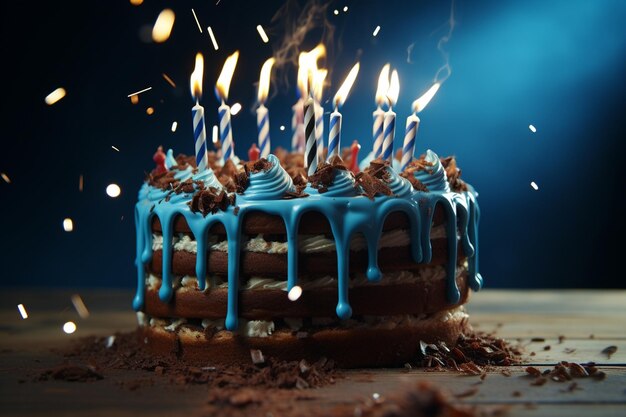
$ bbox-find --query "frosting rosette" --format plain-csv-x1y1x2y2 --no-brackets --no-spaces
243,154,295,200
414,149,450,193
384,166,413,198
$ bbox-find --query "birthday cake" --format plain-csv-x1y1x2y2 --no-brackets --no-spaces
132,146,483,368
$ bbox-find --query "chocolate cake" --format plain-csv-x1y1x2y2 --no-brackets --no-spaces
133,148,483,368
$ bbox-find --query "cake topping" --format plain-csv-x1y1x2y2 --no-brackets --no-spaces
355,158,393,199
308,155,358,197
240,154,295,200
441,156,469,192
404,149,451,193
188,186,235,217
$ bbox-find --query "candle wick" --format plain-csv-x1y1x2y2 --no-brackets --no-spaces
221,99,226,106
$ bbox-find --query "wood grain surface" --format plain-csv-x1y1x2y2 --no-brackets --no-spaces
0,289,624,416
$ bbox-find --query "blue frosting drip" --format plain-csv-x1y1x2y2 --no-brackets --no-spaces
414,150,451,192
133,150,483,331
243,154,295,200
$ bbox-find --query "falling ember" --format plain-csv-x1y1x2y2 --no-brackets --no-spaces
111,145,120,152
343,6,349,12
207,26,219,50
373,26,381,37
288,285,303,301
171,121,178,132
191,8,202,32
529,124,537,133
280,125,285,131
45,88,66,105
162,73,176,88
71,294,90,319
333,9,339,15
146,107,155,115
127,86,152,97
106,183,121,198
79,174,84,192
1,172,10,183
130,0,143,5
531,181,539,190
230,102,242,115
130,95,139,105
63,218,74,232
256,25,269,43
63,321,77,334
212,125,219,143
152,9,175,43
17,304,28,319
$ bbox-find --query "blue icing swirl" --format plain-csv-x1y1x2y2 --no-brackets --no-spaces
306,167,359,197
165,149,177,169
243,154,295,200
413,149,450,192
385,167,413,198
192,167,223,190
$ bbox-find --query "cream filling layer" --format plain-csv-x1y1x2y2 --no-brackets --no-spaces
142,305,468,338
145,263,468,292
151,225,451,255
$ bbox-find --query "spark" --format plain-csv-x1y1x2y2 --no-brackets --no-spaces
71,294,90,319
1,172,10,183
372,393,381,400
191,9,202,33
529,124,537,133
343,6,349,12
130,95,139,104
63,321,77,334
130,0,143,5
17,304,28,319
256,25,269,43
162,73,176,88
171,121,178,132
111,145,120,152
63,218,74,232
530,181,539,191
79,174,84,191
45,88,66,105
152,9,175,43
207,26,219,50
146,107,155,115
288,285,302,301
333,9,339,15
106,335,116,348
106,184,121,198
373,26,381,37
127,87,152,97
230,102,242,115
279,125,285,131
212,125,219,143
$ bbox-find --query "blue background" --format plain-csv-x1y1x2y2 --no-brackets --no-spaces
1,0,625,289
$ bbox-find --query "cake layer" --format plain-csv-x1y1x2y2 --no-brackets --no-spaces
147,238,465,277
143,270,470,319
138,307,470,368
151,206,448,236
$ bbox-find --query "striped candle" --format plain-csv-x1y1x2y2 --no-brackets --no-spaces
219,102,234,161
372,107,385,158
303,96,317,175
256,104,270,158
400,113,419,171
314,101,324,160
381,109,396,163
291,99,303,152
327,109,341,160
192,102,208,171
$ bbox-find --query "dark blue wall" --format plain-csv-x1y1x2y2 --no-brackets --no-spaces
1,0,625,288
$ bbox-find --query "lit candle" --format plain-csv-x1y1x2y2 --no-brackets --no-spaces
256,57,275,159
313,69,327,161
304,95,317,175
401,82,441,171
215,51,239,163
373,64,390,158
327,63,360,160
291,98,304,152
381,70,400,163
190,53,208,171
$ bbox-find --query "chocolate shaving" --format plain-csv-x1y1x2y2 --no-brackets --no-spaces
188,187,235,216
440,156,469,192
245,158,273,174
307,155,350,194
601,345,617,359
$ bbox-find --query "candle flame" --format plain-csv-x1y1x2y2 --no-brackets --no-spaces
375,64,390,107
312,69,327,102
412,82,440,113
297,44,326,98
257,57,275,103
216,51,239,101
190,53,204,100
333,62,360,108
386,69,400,107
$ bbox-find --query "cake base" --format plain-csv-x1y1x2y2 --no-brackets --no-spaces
138,308,471,368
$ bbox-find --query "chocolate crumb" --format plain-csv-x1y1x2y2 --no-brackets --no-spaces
564,348,576,354
454,387,479,398
543,345,551,351
530,337,545,342
530,377,547,386
525,367,542,378
511,391,522,397
601,345,617,359
558,335,566,344
250,349,265,365
38,362,103,382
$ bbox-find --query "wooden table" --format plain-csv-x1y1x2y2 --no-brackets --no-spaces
1,289,624,416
